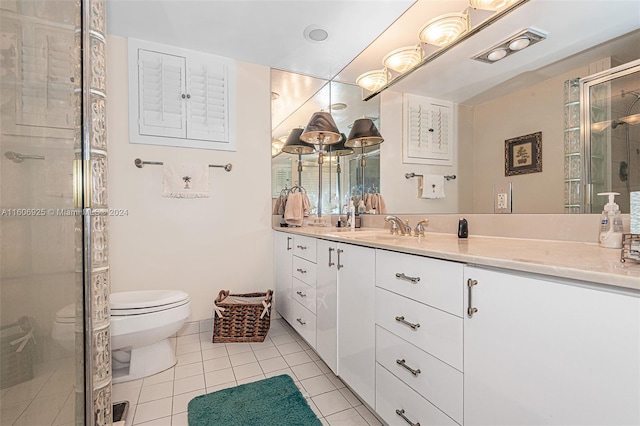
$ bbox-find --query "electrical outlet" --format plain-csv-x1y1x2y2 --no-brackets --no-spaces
494,182,513,213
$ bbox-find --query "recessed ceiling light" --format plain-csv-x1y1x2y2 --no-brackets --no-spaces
330,103,347,111
418,13,468,47
487,48,507,61
303,25,329,42
508,36,530,51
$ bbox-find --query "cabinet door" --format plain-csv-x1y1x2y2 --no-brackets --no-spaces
338,244,376,408
464,266,640,425
316,240,338,374
186,55,229,142
274,232,293,324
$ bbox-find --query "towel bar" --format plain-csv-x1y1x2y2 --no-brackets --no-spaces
405,172,455,181
134,158,232,172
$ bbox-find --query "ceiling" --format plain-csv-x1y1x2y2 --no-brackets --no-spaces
105,0,415,80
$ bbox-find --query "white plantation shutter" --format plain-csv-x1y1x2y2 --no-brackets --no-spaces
17,24,74,129
138,49,185,138
403,95,453,165
186,57,228,142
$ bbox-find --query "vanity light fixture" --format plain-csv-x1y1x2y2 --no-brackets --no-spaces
418,13,469,47
591,120,613,132
468,0,518,11
281,128,316,154
329,102,347,111
345,118,384,148
472,28,545,64
300,111,342,146
356,69,391,92
619,113,640,126
383,45,423,74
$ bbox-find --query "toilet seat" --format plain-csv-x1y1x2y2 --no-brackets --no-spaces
111,290,190,316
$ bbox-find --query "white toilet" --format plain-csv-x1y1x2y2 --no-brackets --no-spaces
52,290,191,384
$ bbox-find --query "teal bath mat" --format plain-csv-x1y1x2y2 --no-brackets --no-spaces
187,374,322,426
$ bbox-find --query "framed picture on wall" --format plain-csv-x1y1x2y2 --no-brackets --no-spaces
505,132,542,176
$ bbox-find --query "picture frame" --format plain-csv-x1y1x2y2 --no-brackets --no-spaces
505,132,542,176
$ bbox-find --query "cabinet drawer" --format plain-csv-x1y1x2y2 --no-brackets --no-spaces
292,256,316,287
293,235,317,262
375,287,463,371
292,278,316,314
291,300,316,348
376,249,463,317
376,326,463,424
376,363,458,426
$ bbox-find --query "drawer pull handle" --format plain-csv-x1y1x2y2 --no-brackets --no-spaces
396,359,421,376
296,318,306,326
296,268,307,274
296,291,306,298
337,249,344,270
296,245,307,250
396,409,420,426
467,278,478,318
328,247,335,267
286,237,292,251
395,316,420,330
395,272,420,284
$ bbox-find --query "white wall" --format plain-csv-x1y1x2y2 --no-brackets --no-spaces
106,35,274,321
379,90,474,214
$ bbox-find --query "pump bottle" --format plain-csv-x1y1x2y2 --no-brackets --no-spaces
598,192,623,249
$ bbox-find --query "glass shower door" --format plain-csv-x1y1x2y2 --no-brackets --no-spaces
0,1,85,424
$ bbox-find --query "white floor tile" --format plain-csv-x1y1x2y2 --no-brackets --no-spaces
354,405,382,426
201,346,228,361
206,381,237,393
133,397,172,424
2,377,48,404
264,367,296,380
291,361,324,381
199,319,214,333
276,341,304,355
315,360,332,374
176,341,201,355
176,334,200,346
250,338,275,350
172,389,205,414
270,332,295,345
0,399,30,425
326,373,346,389
225,343,252,355
174,362,204,380
203,356,232,373
177,321,200,336
306,349,320,361
139,381,173,404
300,375,337,396
134,415,172,426
236,374,266,385
254,346,281,361
142,368,174,386
113,382,143,406
200,340,223,351
297,339,311,350
306,398,323,419
283,350,313,367
205,368,236,387
176,351,202,366
233,362,263,380
14,390,69,426
325,407,368,426
259,356,289,373
312,390,352,417
173,375,205,396
36,377,74,399
172,411,189,426
338,387,362,407
320,418,331,426
230,351,257,367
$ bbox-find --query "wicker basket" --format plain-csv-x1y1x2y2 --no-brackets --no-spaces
212,290,273,343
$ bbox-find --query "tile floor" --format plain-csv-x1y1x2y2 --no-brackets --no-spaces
113,319,382,426
0,356,76,425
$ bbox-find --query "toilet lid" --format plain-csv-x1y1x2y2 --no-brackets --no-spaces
110,290,190,311
55,303,76,323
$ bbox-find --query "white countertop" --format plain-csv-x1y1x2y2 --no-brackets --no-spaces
274,226,640,291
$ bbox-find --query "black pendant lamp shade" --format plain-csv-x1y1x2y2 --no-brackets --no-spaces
345,118,384,147
327,133,354,157
300,111,342,145
281,128,316,155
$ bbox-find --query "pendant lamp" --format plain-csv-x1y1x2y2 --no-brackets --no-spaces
345,118,384,147
300,111,342,146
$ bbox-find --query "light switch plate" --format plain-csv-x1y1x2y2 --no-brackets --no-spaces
494,182,512,213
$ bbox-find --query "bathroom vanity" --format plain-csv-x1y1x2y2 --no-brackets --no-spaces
273,227,640,426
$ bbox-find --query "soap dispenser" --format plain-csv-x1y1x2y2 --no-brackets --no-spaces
598,192,623,249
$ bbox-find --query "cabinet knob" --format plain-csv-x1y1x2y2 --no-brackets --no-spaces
186,94,191,99
181,94,186,99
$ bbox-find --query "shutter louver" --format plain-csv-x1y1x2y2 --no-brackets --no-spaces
138,49,185,138
186,57,228,142
404,95,453,165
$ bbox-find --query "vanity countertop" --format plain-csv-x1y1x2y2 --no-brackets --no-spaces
274,226,640,291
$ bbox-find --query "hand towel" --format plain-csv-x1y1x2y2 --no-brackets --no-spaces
273,197,282,215
163,163,209,198
418,175,445,199
285,192,303,226
302,193,310,217
365,194,373,212
377,194,387,214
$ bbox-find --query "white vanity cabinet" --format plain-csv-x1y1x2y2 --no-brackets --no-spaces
289,235,318,348
316,239,339,374
274,232,293,323
463,266,640,426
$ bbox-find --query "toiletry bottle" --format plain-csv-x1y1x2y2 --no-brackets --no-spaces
458,218,468,238
349,200,356,230
598,192,623,249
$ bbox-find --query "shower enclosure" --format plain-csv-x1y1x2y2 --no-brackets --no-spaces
582,59,640,213
0,0,111,425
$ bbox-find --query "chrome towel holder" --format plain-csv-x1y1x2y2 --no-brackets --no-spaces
405,172,456,181
134,158,232,172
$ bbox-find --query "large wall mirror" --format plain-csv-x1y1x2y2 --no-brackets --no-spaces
272,1,640,215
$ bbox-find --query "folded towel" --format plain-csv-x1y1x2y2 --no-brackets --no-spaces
273,197,282,215
285,192,303,226
302,193,310,217
365,194,373,212
163,163,209,198
377,194,387,214
418,175,445,199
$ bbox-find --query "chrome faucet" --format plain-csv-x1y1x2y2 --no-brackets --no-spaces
414,219,429,237
385,215,412,236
